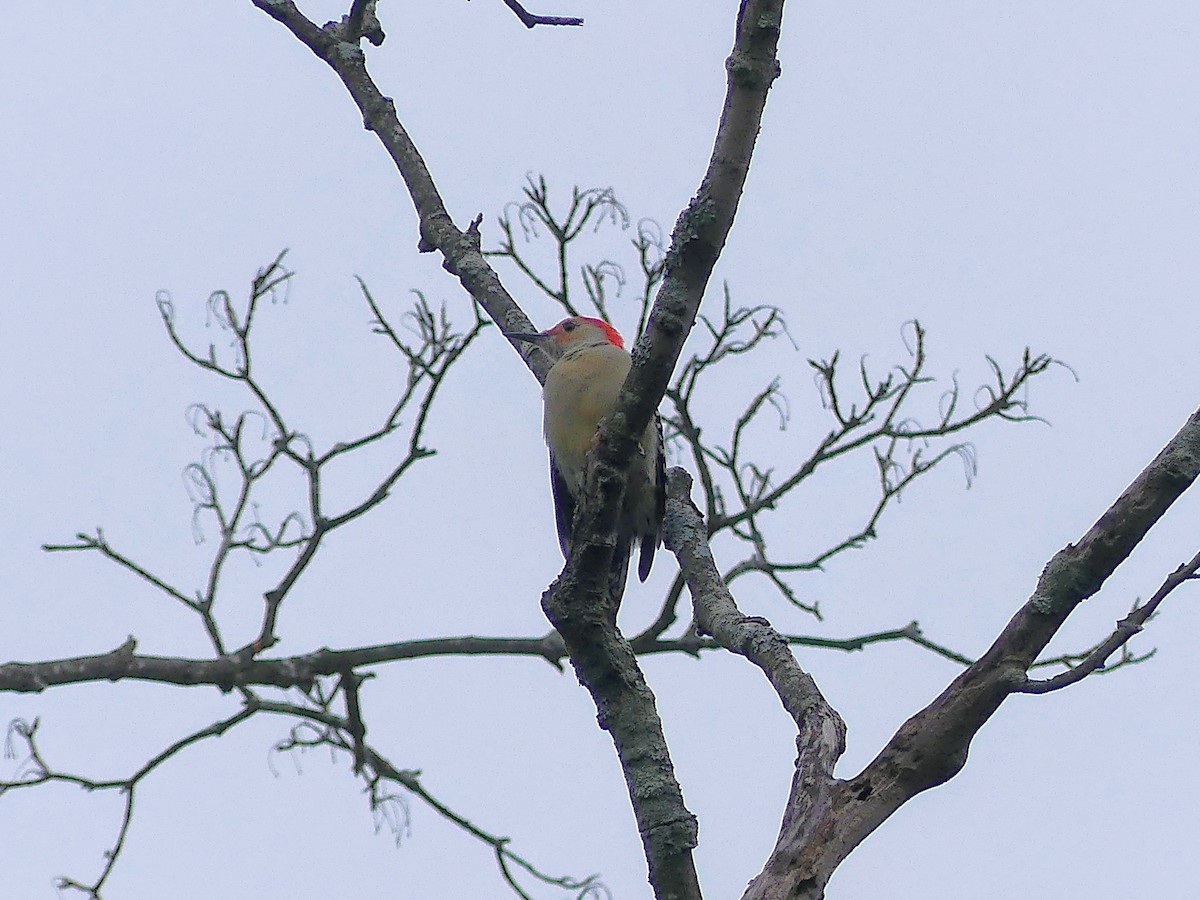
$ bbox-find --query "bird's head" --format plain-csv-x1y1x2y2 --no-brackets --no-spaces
508,316,625,352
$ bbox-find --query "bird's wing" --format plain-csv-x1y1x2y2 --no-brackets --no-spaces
549,451,575,560
551,449,632,603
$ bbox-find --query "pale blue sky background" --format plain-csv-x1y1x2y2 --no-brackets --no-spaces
3,2,1199,898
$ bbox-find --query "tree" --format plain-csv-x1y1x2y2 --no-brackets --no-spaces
4,3,1199,899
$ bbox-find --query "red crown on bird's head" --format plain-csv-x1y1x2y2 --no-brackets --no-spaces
544,316,625,349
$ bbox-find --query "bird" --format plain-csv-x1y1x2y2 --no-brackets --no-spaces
509,316,666,599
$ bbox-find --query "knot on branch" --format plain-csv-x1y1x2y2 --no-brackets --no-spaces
333,0,385,46
643,811,700,852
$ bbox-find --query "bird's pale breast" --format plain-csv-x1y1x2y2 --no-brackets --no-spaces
543,344,632,488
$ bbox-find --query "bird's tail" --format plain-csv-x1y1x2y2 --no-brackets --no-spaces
609,529,634,604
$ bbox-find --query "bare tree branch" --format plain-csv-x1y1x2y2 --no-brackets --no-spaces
664,462,846,761
257,690,609,898
344,0,384,45
17,1,1186,897
537,6,788,898
153,258,487,653
249,1,551,379
0,619,983,696
3,695,600,900
488,177,629,318
493,192,1061,641
12,248,535,892
739,404,1200,899
1017,547,1200,693
2,708,257,897
498,0,583,29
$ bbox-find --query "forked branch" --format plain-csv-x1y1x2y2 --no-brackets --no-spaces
737,405,1200,899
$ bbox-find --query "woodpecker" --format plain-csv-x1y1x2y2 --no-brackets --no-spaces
510,316,666,598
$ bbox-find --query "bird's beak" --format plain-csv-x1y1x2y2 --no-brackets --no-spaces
506,331,548,343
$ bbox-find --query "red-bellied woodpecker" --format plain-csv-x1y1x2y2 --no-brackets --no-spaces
510,316,666,598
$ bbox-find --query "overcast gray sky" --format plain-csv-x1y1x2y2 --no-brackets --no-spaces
4,2,1200,898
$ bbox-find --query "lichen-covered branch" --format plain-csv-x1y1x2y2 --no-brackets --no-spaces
664,468,847,864
536,5,788,899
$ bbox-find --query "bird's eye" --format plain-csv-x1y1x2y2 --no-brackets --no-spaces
562,320,577,332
